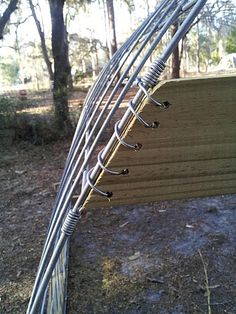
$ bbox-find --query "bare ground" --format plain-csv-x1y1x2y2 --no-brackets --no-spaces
0,140,235,314
68,195,236,314
0,140,69,313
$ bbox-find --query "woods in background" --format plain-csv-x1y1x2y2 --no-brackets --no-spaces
0,0,236,133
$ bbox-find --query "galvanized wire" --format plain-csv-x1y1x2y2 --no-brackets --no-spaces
27,2,173,306
27,0,207,313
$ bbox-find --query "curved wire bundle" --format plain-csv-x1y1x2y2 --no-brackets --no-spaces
27,0,207,313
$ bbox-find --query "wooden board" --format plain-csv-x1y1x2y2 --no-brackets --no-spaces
85,76,236,208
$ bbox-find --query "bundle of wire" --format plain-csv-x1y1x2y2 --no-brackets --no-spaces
27,0,207,312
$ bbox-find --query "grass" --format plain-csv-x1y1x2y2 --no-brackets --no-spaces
198,250,212,314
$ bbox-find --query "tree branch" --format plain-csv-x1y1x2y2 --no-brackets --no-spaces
0,0,18,39
9,14,32,26
29,0,54,80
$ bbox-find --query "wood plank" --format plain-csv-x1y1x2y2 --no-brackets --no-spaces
95,172,236,192
89,180,236,204
122,124,236,148
86,175,236,208
86,187,236,208
116,133,236,150
107,142,236,167
85,76,236,208
99,158,236,185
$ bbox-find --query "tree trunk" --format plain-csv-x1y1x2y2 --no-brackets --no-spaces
49,0,72,134
171,22,180,79
82,59,86,74
29,0,54,81
0,0,18,39
105,0,117,58
197,21,201,73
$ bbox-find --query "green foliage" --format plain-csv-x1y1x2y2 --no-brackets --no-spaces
0,95,28,128
0,96,18,128
0,96,19,114
0,61,19,85
195,32,211,67
211,50,220,64
226,26,236,53
0,95,65,144
74,70,86,83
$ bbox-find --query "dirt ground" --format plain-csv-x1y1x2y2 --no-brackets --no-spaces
68,195,236,314
0,140,69,313
0,140,236,314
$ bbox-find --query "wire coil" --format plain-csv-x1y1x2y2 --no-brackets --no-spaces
61,210,81,236
142,58,166,87
86,168,113,198
114,121,142,150
98,149,129,175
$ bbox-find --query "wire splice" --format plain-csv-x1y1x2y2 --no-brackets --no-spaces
61,210,81,236
142,58,166,87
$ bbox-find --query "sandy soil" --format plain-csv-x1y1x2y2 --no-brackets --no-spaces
0,140,235,314
68,195,236,314
0,140,69,313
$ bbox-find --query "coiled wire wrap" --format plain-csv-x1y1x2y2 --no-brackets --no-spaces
61,210,81,236
135,58,171,110
114,121,143,151
142,58,166,87
86,168,113,198
98,149,129,176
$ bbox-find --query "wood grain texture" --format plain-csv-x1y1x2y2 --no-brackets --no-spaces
85,76,236,208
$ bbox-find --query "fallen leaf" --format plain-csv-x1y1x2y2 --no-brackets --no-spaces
186,223,195,228
209,284,221,289
120,221,129,228
15,170,26,175
147,277,164,284
128,251,140,261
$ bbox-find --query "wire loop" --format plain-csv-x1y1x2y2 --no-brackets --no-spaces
128,101,160,128
136,77,170,109
86,168,113,198
98,149,129,175
114,121,142,150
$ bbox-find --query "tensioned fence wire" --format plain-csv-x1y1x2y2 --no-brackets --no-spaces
27,0,207,313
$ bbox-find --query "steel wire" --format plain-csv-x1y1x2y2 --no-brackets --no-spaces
27,1,207,313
